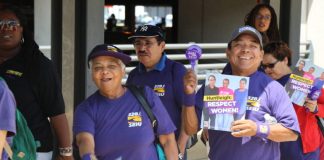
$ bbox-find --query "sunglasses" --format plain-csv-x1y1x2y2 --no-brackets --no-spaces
0,19,21,31
261,60,279,69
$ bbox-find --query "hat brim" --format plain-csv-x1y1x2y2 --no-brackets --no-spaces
128,35,160,40
88,51,132,65
230,31,263,48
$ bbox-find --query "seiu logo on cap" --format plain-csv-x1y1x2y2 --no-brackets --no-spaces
139,25,148,32
107,46,118,53
239,26,256,33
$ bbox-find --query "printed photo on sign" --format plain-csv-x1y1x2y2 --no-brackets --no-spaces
285,59,324,106
201,73,250,132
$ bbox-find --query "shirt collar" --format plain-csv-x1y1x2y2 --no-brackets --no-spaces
139,53,166,72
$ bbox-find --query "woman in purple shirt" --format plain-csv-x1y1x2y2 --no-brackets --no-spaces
73,44,178,160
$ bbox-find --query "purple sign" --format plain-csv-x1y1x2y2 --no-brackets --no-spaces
185,45,202,70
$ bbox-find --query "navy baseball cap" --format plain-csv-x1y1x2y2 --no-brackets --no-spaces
128,25,164,40
88,44,131,66
229,26,263,48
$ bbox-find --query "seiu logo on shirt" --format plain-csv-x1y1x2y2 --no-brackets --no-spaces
154,84,165,96
127,112,142,127
246,96,260,111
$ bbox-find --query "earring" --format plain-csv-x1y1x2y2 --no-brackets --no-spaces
21,37,24,44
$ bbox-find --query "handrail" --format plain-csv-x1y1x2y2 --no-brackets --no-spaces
115,43,228,50
39,41,311,84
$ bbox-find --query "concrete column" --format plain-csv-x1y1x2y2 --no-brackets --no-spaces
34,0,51,58
62,0,75,137
85,0,105,97
289,0,302,66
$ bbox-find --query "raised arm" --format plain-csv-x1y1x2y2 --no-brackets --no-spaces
183,69,198,135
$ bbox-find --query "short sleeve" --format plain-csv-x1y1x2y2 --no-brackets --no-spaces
73,102,96,136
0,80,16,135
144,86,176,135
171,63,187,108
267,81,300,133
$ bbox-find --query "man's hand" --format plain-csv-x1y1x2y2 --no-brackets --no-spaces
230,120,257,137
202,128,209,142
183,69,197,94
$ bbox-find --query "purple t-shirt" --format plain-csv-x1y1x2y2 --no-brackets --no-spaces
196,71,300,160
73,86,176,160
0,79,16,159
126,56,187,138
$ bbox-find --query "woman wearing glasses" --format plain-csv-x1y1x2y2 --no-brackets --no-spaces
244,3,281,44
0,4,72,159
222,3,281,74
262,41,323,160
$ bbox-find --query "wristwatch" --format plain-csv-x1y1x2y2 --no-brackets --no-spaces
59,147,73,156
178,152,184,160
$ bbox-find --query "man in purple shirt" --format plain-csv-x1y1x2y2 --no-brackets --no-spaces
0,78,16,160
183,26,300,160
127,25,194,159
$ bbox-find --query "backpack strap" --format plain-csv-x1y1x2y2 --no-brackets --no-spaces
126,85,157,133
3,141,13,159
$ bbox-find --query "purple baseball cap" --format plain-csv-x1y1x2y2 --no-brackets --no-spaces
229,25,263,48
87,44,131,66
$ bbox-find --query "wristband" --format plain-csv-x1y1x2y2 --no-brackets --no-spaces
59,147,73,156
82,153,97,160
256,122,270,139
312,105,319,113
183,92,195,106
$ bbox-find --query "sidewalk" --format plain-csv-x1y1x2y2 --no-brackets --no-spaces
187,130,208,160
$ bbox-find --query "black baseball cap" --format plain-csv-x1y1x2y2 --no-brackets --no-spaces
128,25,164,40
87,44,131,66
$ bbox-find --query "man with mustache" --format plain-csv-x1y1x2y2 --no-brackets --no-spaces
127,25,193,159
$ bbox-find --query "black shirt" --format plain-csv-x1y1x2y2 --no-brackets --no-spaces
0,43,65,152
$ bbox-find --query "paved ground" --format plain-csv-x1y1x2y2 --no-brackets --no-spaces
187,130,209,160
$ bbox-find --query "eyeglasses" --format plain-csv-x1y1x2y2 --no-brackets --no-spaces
261,60,279,69
256,15,271,21
0,19,21,31
133,41,157,48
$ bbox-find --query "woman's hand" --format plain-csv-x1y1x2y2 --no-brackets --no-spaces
304,98,318,113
